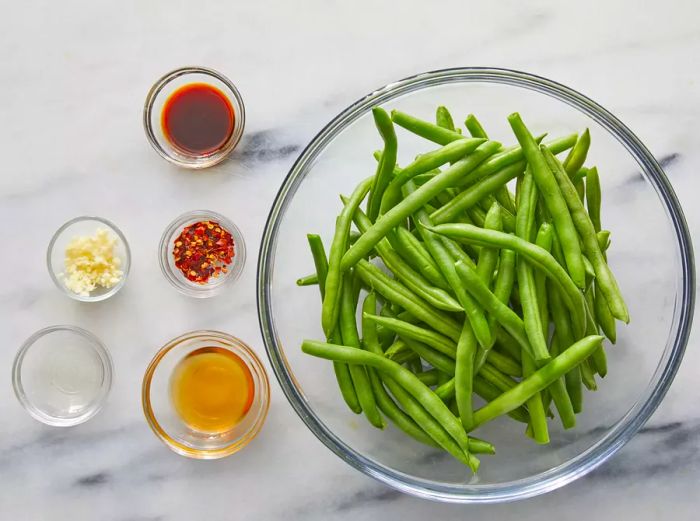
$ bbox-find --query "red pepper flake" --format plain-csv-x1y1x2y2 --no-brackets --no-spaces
173,220,235,284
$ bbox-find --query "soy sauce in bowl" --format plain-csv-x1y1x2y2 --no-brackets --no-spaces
144,67,246,169
162,83,234,156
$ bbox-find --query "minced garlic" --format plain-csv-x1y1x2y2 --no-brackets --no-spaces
62,228,123,297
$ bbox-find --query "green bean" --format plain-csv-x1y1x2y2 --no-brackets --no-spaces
592,229,616,340
339,272,384,428
392,226,449,289
438,235,477,269
508,113,586,289
354,259,462,341
468,437,496,455
486,349,523,377
384,338,409,359
475,248,517,371
382,378,479,469
416,369,440,386
402,337,456,375
360,293,443,446
534,223,553,338
300,340,475,459
453,133,576,190
548,281,583,413
586,166,602,232
465,114,520,214
369,371,437,446
591,336,608,379
495,328,522,362
476,202,502,284
453,259,537,360
467,205,486,227
594,283,617,344
542,146,629,323
366,108,398,221
572,166,588,180
533,225,575,428
307,234,361,413
377,302,397,349
364,314,456,357
322,177,373,337
580,358,598,391
465,114,517,215
346,200,462,312
522,351,550,444
307,234,329,298
563,129,590,200
563,129,591,176
480,363,518,393
406,181,493,350
515,169,550,363
471,335,604,429
381,139,485,212
435,372,529,424
341,141,501,271
413,172,439,185
432,162,523,224
515,195,551,440
465,114,488,140
391,109,474,145
584,288,608,378
428,223,587,336
434,377,455,400
473,378,530,424
296,273,319,286
470,202,504,366
455,322,477,430
436,106,458,132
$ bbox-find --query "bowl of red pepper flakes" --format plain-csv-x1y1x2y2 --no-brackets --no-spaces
159,210,246,298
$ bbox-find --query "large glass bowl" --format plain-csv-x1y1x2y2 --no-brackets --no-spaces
257,68,694,502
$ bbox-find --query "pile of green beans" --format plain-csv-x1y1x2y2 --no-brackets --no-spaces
296,106,628,472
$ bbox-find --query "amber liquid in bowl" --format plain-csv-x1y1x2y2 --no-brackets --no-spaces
161,83,235,156
169,347,254,433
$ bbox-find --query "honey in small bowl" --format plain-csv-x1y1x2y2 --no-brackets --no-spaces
169,346,254,434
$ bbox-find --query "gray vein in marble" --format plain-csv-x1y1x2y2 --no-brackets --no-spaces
231,129,302,164
74,471,110,487
613,152,682,190
590,420,699,480
335,487,403,511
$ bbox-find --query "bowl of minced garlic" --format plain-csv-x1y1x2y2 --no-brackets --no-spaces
47,216,131,302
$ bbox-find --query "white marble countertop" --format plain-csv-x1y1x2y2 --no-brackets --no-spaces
1,1,698,519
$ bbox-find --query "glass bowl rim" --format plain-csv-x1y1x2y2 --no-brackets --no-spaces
142,65,246,169
158,209,246,298
141,329,271,459
256,67,695,503
12,324,114,427
46,215,131,302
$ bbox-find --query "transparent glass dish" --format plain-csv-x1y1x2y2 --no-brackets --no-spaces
12,325,113,427
159,210,246,298
257,68,695,502
142,330,270,459
47,216,131,302
143,66,245,169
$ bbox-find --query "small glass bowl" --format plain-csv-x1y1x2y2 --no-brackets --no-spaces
159,210,246,298
142,330,270,459
47,216,131,302
12,325,113,427
143,66,246,169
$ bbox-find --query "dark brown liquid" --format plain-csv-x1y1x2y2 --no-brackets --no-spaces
161,83,234,156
